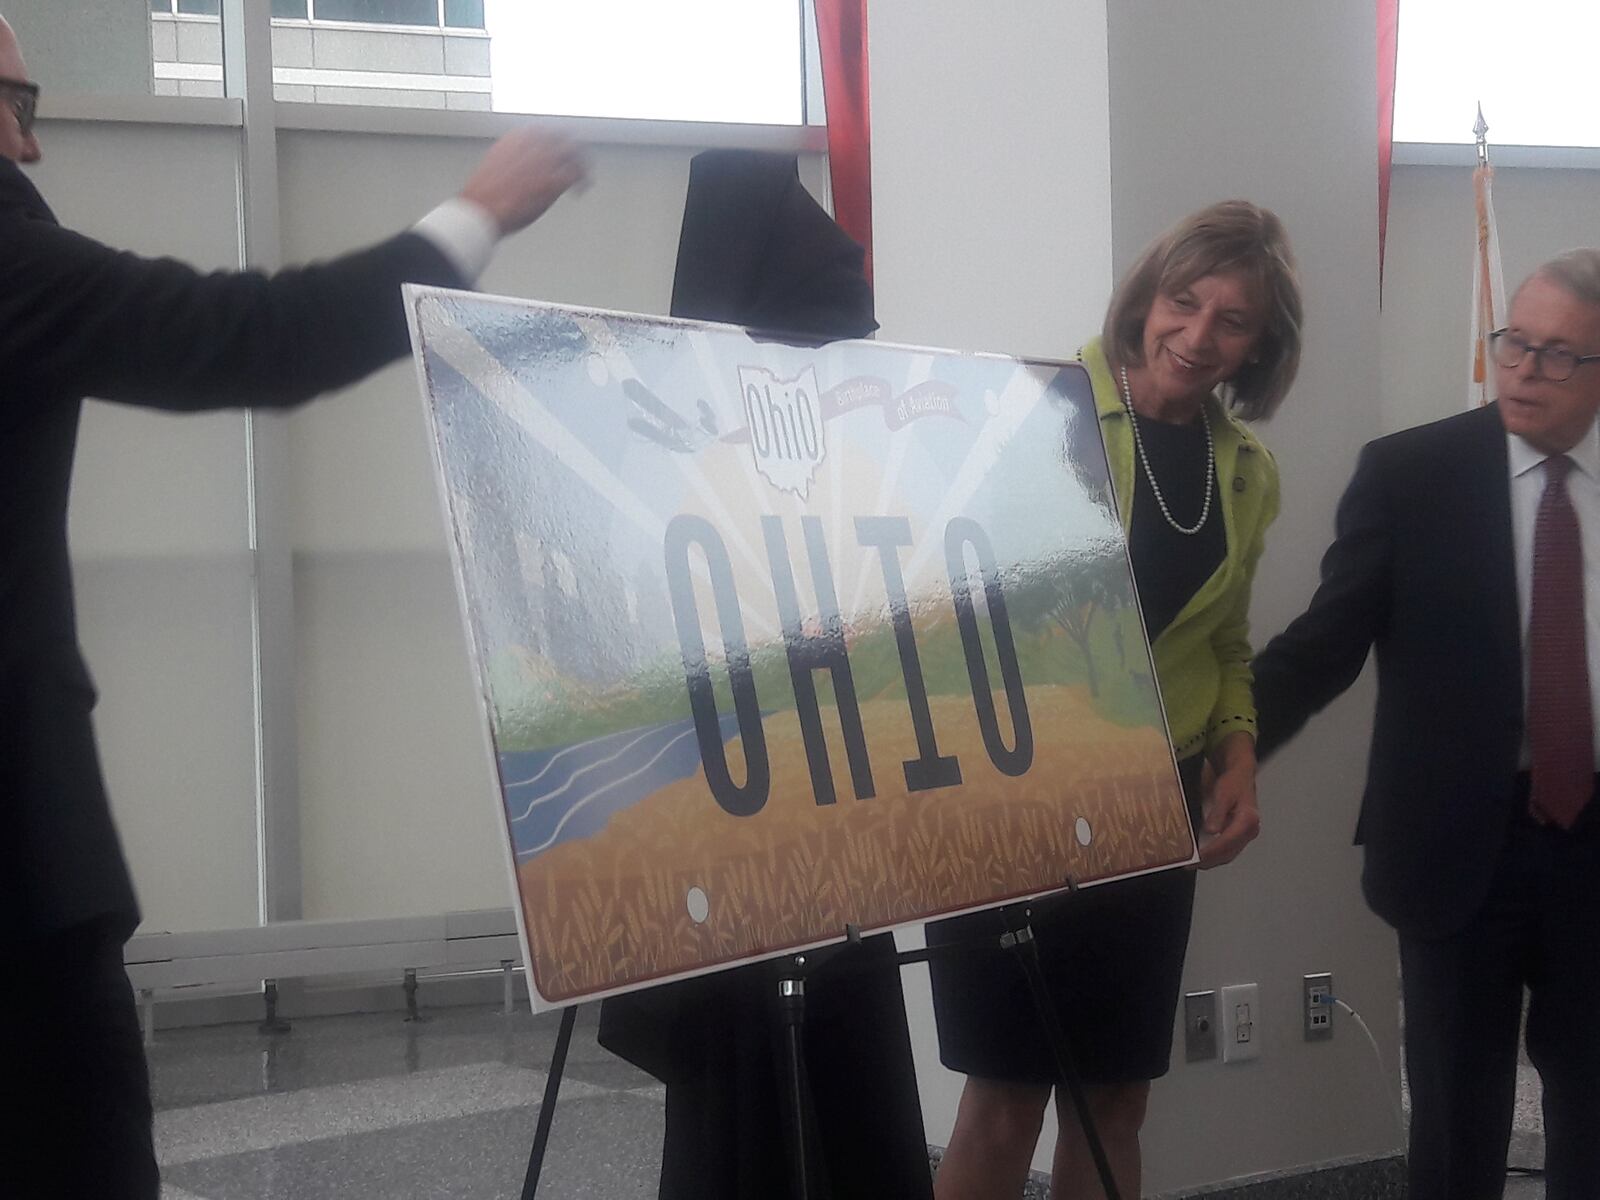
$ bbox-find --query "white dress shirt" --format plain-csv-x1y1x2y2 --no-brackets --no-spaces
411,197,500,284
1507,421,1600,764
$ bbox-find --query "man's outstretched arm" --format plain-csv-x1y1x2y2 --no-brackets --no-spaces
0,127,586,412
1253,442,1395,760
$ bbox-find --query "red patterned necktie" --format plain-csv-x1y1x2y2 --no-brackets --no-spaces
1528,454,1594,828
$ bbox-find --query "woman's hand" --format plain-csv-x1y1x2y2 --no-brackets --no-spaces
1196,732,1260,868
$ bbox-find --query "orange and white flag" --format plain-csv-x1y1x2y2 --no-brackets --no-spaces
1469,161,1506,408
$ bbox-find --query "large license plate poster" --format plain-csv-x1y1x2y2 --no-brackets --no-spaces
407,290,1192,1006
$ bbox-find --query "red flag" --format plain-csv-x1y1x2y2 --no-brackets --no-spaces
813,0,873,284
1377,0,1400,295
1469,160,1506,408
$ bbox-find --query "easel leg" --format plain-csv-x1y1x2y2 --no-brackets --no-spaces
1001,911,1123,1200
520,1003,578,1200
776,972,814,1200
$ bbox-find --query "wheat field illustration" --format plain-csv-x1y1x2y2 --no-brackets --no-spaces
519,684,1188,1000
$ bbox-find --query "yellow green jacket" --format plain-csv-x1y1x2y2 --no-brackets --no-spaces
1079,338,1280,761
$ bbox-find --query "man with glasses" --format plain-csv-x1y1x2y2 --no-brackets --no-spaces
0,69,36,160
1252,251,1600,1200
0,13,584,1197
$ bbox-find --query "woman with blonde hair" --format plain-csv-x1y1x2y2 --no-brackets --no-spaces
927,199,1303,1199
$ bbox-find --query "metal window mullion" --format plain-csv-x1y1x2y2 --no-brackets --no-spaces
797,0,807,125
799,0,825,127
222,0,304,929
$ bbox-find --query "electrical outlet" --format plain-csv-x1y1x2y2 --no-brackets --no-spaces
1303,972,1334,1041
1183,990,1218,1062
1220,983,1261,1062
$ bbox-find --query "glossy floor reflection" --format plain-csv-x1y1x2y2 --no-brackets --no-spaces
149,1000,1550,1199
151,1003,664,1200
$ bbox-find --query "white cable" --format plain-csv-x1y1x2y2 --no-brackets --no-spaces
1333,997,1406,1137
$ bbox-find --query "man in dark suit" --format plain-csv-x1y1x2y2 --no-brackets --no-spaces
0,15,584,1197
1253,251,1600,1200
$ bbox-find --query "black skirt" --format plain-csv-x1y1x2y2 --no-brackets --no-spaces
924,754,1204,1086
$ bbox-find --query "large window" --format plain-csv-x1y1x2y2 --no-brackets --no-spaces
151,0,805,121
1394,0,1600,147
488,0,803,124
150,0,485,27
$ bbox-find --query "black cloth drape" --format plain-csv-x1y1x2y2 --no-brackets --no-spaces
667,149,877,341
596,149,931,1200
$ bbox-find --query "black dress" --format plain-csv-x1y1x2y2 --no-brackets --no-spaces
925,408,1225,1085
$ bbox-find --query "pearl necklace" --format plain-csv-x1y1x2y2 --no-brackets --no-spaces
1119,364,1215,536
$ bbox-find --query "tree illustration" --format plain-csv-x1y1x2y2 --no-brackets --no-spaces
1006,550,1128,698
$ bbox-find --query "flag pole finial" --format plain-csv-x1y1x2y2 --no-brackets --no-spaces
1475,103,1490,167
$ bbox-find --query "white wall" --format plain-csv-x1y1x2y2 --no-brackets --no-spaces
4,0,152,95
870,0,1113,362
37,120,264,934
275,131,714,919
867,0,1119,1177
1106,3,1403,1191
1382,161,1600,435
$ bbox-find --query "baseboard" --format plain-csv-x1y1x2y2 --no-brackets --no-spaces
927,1149,1407,1200
1149,1153,1407,1199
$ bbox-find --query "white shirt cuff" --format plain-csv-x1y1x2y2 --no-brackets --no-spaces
412,197,500,285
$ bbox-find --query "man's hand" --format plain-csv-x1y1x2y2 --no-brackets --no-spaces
460,127,588,236
1196,732,1261,869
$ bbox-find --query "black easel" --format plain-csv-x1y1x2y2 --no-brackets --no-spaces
519,892,1122,1200
767,893,1121,1200
994,900,1123,1200
520,1003,577,1200
775,972,818,1199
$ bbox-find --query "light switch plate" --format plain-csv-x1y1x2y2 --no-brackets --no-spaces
1184,990,1218,1062
1221,982,1261,1063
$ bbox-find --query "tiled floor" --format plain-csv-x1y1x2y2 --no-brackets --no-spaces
150,1002,1550,1199
151,1004,665,1199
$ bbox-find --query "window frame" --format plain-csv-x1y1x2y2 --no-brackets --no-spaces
1391,1,1600,158
151,0,818,128
152,0,486,32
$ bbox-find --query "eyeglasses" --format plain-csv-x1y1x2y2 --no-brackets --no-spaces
0,76,39,139
1489,329,1600,383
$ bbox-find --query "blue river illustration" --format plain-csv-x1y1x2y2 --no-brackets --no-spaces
500,714,743,862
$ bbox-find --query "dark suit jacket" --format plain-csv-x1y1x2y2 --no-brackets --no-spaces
0,158,463,942
1253,402,1523,938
